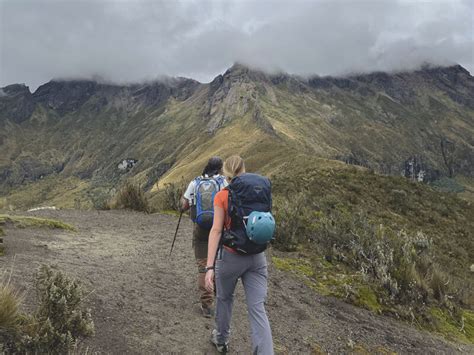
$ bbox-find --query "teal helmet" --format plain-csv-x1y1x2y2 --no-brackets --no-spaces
245,211,276,244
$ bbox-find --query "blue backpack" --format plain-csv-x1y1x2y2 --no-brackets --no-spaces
222,173,275,255
192,176,225,230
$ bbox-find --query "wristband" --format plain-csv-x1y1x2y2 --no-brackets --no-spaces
204,266,215,272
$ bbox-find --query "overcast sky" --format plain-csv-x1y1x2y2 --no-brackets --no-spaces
0,0,472,90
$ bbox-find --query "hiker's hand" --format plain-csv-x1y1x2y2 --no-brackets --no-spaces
205,270,214,293
180,198,190,212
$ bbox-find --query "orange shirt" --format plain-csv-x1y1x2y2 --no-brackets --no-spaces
214,189,231,230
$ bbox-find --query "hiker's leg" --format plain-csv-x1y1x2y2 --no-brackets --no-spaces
215,248,241,344
241,252,273,355
193,225,212,308
196,258,213,308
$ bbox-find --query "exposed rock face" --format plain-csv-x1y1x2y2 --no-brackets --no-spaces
33,80,99,116
253,105,276,136
118,159,138,172
0,157,64,191
205,64,259,133
169,77,200,101
0,84,35,123
130,78,199,108
402,156,441,182
0,77,201,124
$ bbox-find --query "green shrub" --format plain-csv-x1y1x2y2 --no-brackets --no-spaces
313,209,438,305
273,191,318,251
272,191,453,308
113,181,150,213
1,266,94,354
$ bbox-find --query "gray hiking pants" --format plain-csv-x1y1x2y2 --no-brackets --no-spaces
215,247,274,355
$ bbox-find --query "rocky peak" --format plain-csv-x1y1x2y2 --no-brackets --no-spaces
1,83,31,96
168,77,201,100
418,64,471,77
33,80,99,115
223,62,250,76
205,63,265,132
0,84,35,124
223,62,270,83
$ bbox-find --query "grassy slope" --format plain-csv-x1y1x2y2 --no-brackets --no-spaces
269,156,473,342
261,74,474,174
273,157,473,286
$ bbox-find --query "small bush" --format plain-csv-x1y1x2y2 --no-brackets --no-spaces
273,192,317,251
113,181,150,213
1,265,94,354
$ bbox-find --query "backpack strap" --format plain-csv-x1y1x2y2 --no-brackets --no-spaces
191,176,203,205
193,176,203,185
227,184,245,219
213,175,225,190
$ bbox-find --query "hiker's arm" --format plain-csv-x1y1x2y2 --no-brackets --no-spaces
205,206,224,292
207,205,224,265
181,181,194,212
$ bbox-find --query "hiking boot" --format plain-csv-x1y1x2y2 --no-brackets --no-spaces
210,329,228,353
200,304,213,318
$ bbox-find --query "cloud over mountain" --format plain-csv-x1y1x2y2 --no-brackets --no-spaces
1,0,472,89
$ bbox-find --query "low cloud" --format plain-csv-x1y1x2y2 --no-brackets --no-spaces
1,0,472,90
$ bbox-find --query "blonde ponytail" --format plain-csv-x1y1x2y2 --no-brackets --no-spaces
223,155,245,179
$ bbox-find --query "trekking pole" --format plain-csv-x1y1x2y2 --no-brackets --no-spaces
169,211,184,256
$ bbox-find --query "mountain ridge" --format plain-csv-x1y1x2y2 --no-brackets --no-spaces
2,62,470,97
0,63,473,208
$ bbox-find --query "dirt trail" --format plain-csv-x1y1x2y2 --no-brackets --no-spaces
0,210,471,354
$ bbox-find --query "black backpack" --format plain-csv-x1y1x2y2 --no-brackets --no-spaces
221,173,272,255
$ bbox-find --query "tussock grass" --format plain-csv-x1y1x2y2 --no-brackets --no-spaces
111,181,150,213
0,214,75,231
0,281,21,332
150,180,187,212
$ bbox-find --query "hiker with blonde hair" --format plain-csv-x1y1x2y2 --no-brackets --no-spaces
205,155,275,354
